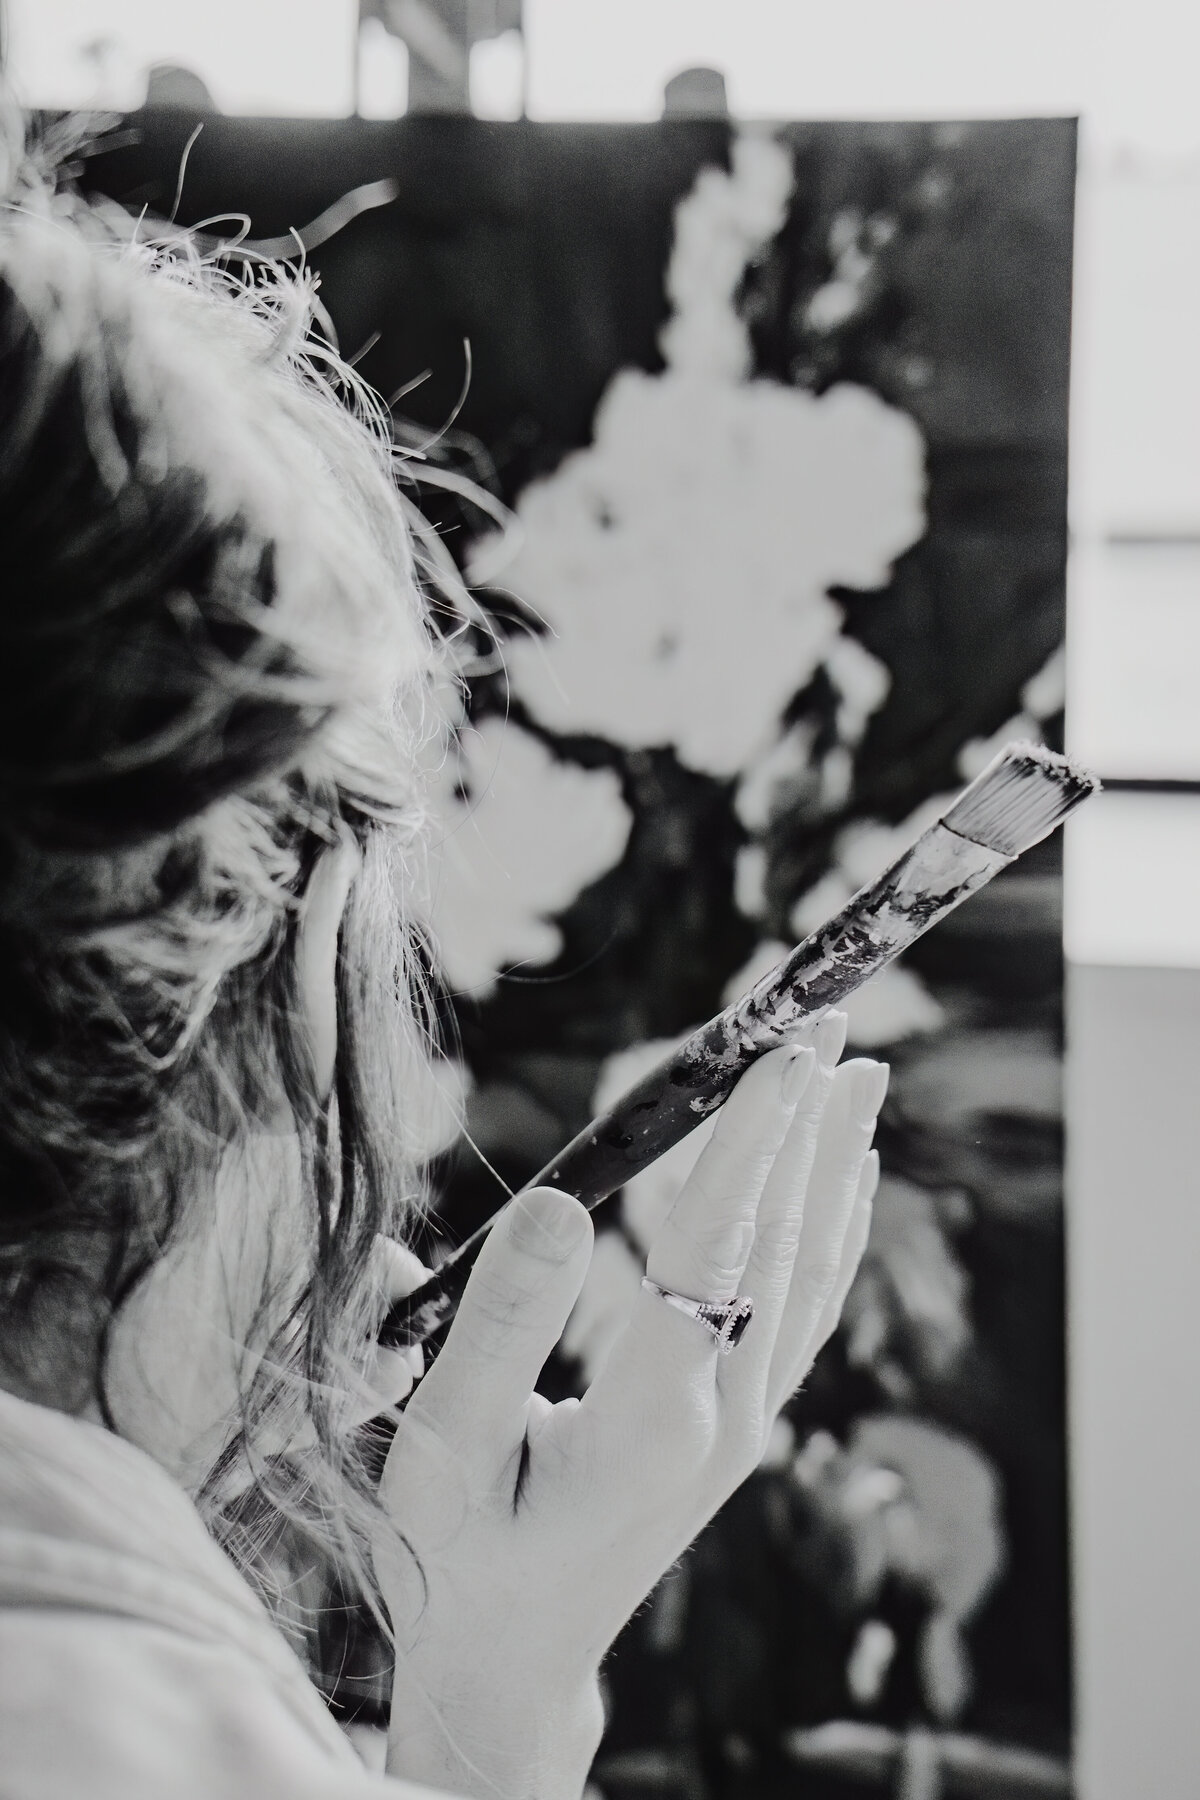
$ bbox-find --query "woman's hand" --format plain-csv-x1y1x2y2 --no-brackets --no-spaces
377,1014,884,1800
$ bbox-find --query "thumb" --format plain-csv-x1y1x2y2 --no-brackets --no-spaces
404,1188,593,1469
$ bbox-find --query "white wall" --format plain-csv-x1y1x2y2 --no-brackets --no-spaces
1067,965,1200,1800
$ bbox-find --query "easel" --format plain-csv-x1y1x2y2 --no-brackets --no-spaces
355,0,525,116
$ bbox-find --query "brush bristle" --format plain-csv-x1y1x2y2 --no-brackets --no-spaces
939,741,1101,856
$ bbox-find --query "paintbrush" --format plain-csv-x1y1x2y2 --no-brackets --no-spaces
380,741,1098,1351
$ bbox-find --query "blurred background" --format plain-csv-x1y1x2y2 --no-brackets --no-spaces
3,6,1197,1799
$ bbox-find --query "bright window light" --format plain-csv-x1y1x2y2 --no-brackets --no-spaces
4,0,359,116
1065,794,1200,969
357,15,408,120
471,28,524,121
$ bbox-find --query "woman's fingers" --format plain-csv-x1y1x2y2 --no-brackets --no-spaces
639,1043,811,1325
403,1187,593,1471
344,1239,433,1424
716,1016,847,1410
348,1346,421,1424
765,1061,886,1415
806,1149,879,1359
762,1154,877,1422
579,1043,815,1449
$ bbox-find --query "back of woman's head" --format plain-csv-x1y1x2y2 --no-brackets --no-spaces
0,102,451,1644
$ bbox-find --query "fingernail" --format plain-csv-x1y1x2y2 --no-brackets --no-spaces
852,1061,890,1125
511,1188,590,1259
858,1148,882,1205
781,1045,816,1107
815,1011,848,1070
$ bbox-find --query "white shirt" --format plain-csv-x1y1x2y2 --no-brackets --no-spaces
0,1386,447,1798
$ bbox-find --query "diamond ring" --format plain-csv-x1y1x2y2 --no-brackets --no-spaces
640,1279,754,1354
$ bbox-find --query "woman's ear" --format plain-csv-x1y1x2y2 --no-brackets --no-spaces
294,833,360,1102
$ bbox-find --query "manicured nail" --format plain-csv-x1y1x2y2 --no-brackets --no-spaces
815,1011,848,1070
781,1045,816,1107
852,1061,889,1125
511,1188,590,1258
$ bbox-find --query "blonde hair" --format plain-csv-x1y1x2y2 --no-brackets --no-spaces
0,105,456,1670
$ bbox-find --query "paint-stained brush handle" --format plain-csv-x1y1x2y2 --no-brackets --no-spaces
381,741,1098,1351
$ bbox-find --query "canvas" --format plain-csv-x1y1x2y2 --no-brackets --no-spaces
87,111,1076,1798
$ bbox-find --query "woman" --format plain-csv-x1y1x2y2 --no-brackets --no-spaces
0,107,885,1799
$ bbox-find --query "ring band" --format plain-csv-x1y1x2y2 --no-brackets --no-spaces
641,1279,754,1354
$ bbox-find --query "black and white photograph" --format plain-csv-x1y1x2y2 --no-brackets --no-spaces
0,6,1196,1800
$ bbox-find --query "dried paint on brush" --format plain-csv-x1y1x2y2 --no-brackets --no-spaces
381,741,1099,1351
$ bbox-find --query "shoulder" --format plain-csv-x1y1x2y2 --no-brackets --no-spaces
0,1606,449,1800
